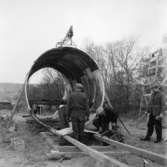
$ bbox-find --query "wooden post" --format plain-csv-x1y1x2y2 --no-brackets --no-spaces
8,84,25,128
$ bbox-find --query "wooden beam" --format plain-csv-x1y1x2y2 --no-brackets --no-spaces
94,134,167,166
47,151,130,158
8,84,25,128
52,145,114,152
48,129,130,167
41,132,129,157
40,133,130,154
41,132,112,152
63,135,130,167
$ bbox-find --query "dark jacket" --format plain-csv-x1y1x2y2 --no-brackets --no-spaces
103,106,118,123
148,91,163,116
68,91,89,120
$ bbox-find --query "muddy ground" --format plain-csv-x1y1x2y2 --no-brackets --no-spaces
0,110,166,167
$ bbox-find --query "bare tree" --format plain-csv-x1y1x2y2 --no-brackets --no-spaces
41,68,65,100
84,42,108,79
84,38,144,114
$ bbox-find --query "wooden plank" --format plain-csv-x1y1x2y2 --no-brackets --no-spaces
63,135,130,167
53,145,113,152
47,151,130,158
42,131,130,166
41,133,129,154
41,132,114,152
56,151,129,155
94,134,167,166
8,84,25,128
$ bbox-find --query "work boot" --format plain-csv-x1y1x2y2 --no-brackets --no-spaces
140,137,151,141
154,139,161,143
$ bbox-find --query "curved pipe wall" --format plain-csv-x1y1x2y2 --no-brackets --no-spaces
25,47,105,112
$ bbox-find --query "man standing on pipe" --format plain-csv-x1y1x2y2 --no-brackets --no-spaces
67,83,89,142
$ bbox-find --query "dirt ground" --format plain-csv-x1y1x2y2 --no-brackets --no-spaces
0,111,166,167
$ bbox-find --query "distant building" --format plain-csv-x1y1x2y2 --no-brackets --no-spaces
139,48,167,113
146,48,167,86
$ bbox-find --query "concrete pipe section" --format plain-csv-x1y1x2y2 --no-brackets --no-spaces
24,47,105,126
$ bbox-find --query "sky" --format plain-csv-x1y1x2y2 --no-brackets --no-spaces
0,0,167,83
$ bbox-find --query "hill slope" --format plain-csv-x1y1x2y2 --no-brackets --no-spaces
0,83,22,102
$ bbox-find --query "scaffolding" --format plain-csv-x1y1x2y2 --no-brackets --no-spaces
139,48,166,114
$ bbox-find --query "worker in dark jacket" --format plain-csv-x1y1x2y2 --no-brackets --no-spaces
141,84,163,143
67,83,89,141
103,100,118,130
93,100,118,133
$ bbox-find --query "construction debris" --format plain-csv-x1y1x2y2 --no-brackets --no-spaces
46,150,72,161
10,137,25,151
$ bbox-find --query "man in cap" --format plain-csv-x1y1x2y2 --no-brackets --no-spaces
141,83,163,143
67,83,89,142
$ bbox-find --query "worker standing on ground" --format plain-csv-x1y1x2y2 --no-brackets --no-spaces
141,83,163,143
67,83,89,142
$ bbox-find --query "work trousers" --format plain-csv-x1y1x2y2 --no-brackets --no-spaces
146,113,162,140
71,117,85,142
59,110,69,128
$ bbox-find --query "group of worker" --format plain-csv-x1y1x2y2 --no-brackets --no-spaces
59,82,118,142
59,81,164,144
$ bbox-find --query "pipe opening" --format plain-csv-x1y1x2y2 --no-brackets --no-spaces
25,47,105,116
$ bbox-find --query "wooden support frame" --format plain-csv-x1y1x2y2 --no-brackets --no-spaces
63,135,130,167
40,132,129,156
94,134,167,166
8,84,25,128
47,129,130,167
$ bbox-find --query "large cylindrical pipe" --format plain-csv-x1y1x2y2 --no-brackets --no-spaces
25,46,105,115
